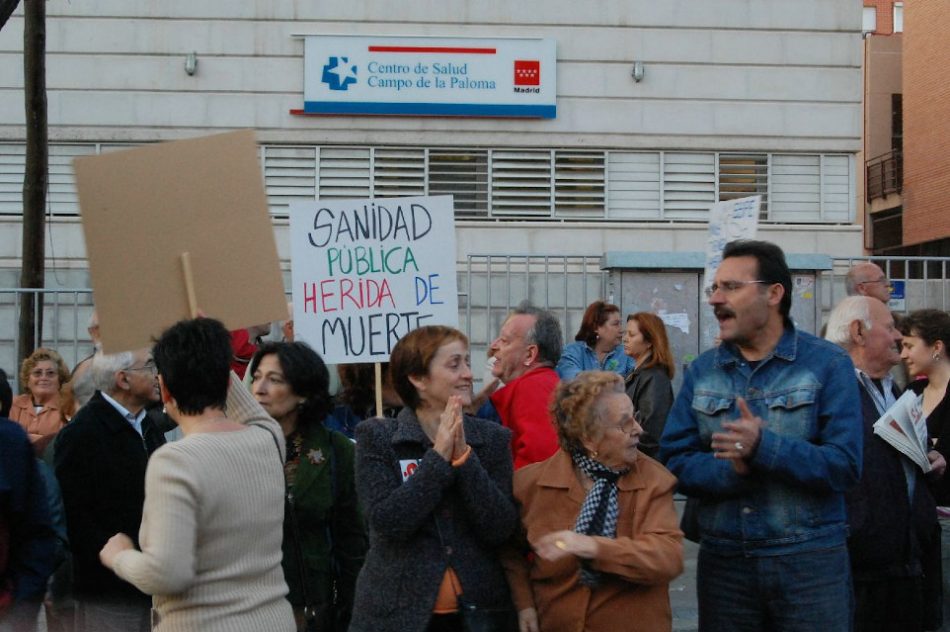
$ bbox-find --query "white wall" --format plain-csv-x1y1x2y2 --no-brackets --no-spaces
0,0,868,278
0,1,862,151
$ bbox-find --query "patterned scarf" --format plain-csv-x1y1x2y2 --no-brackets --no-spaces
571,450,629,586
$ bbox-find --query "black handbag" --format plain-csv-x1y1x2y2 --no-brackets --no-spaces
456,598,518,632
679,496,701,543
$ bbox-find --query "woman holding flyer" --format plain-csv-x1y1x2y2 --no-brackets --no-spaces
899,308,950,629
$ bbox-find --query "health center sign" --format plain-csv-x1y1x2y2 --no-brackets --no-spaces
290,195,460,364
300,35,556,118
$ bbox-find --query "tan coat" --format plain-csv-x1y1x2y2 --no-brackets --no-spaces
502,449,683,632
10,392,65,446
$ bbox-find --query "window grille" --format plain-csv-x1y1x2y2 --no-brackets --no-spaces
372,148,425,199
718,152,768,219
317,147,370,200
662,152,716,220
489,149,552,216
554,151,605,218
261,145,317,214
427,150,488,217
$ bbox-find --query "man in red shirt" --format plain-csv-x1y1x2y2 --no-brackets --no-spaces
489,303,563,469
229,323,271,379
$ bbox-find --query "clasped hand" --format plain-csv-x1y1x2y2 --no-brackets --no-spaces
433,395,469,462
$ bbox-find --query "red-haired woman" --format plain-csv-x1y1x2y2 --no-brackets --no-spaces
623,313,674,458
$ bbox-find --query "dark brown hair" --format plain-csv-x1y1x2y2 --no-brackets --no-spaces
897,309,950,348
574,301,621,347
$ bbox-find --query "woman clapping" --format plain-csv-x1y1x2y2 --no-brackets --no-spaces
350,325,518,632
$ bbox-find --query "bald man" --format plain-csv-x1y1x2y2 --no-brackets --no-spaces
845,262,892,304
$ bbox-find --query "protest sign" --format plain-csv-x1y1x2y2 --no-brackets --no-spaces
74,130,288,353
702,195,761,290
290,195,459,364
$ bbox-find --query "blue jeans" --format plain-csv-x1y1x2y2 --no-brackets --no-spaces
697,545,853,632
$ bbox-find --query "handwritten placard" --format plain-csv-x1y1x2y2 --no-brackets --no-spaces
290,195,459,364
702,195,761,290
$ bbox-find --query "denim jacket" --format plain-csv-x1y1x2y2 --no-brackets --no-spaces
659,326,862,556
556,341,634,380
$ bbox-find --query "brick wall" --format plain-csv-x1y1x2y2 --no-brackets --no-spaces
902,1,950,246
865,0,898,34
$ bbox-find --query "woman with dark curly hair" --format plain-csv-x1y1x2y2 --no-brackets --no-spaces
556,301,634,381
250,341,367,632
503,371,683,632
350,325,518,632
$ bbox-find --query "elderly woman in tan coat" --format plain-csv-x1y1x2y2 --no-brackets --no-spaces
10,347,70,449
503,371,683,632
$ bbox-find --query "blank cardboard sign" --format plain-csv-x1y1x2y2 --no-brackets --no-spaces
74,130,287,353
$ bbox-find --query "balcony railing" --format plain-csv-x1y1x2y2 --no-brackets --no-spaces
866,149,903,201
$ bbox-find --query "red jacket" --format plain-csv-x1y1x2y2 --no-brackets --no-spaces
489,366,559,469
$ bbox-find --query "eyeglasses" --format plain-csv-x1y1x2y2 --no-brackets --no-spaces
860,278,892,290
704,280,771,298
30,369,58,379
126,360,158,375
612,411,643,435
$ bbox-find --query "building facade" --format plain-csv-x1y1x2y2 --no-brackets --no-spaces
0,1,864,283
863,0,950,255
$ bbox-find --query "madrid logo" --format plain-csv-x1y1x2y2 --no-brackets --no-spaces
322,56,358,91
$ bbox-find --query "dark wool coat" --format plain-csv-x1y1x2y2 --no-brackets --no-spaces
53,391,165,601
350,408,518,632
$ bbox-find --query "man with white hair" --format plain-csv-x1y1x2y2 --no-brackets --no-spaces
53,349,163,632
825,295,944,632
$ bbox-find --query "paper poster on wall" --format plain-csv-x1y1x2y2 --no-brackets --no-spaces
702,195,761,290
289,195,459,364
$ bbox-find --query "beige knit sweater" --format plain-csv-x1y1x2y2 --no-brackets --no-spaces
112,375,295,632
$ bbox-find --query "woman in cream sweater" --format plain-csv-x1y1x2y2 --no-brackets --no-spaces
98,317,295,632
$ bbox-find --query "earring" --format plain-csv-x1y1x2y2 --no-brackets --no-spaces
590,450,598,458
934,352,942,362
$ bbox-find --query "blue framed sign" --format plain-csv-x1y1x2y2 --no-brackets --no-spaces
300,35,557,118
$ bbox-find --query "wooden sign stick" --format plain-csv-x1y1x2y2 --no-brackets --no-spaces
180,252,199,318
375,362,384,418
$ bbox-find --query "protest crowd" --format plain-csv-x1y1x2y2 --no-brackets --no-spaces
3,238,950,632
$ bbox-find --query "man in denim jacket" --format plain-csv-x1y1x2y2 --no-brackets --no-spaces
660,240,862,632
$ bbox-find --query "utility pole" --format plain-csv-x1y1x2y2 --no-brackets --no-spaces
19,0,47,363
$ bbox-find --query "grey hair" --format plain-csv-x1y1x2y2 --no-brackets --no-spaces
824,296,874,349
90,351,136,393
512,301,563,366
